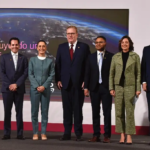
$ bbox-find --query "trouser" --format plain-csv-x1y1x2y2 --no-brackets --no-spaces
61,80,84,137
30,88,50,134
115,85,136,134
2,92,24,136
90,84,112,138
146,91,150,135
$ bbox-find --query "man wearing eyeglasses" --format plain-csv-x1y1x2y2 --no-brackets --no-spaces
55,26,90,141
84,36,113,143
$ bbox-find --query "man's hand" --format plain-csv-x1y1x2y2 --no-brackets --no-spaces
37,86,45,92
110,90,115,97
57,81,62,90
81,82,84,90
136,91,141,97
142,83,147,91
9,84,17,91
84,89,89,97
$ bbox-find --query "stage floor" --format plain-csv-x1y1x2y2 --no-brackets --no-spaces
0,131,150,150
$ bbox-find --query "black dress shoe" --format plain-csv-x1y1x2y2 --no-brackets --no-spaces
17,135,25,140
2,135,10,140
59,135,71,141
76,136,83,141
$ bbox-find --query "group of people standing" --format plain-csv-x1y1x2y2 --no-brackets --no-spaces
0,26,150,145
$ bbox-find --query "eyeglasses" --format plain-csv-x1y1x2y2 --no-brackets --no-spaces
95,42,105,44
66,33,76,36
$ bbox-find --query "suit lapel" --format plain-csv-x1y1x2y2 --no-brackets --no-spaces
102,50,109,69
8,53,15,72
93,52,99,72
125,52,135,69
16,53,22,71
72,42,80,63
65,43,71,63
116,52,123,66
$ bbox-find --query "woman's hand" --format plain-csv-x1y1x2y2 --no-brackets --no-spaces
37,86,45,92
136,91,141,97
110,90,115,97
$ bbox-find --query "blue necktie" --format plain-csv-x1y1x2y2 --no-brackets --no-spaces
99,52,103,83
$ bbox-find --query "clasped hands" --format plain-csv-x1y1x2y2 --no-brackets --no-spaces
37,86,45,92
9,84,17,91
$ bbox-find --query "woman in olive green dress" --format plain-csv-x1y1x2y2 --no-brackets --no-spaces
109,36,141,144
28,40,55,140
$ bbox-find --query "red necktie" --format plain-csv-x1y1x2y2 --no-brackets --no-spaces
69,44,74,60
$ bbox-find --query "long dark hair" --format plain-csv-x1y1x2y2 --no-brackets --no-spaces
119,35,134,52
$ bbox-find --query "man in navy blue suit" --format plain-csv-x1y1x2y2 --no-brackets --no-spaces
141,46,150,136
55,26,90,141
84,36,113,143
0,37,28,140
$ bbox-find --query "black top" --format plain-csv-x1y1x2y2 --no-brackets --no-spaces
119,51,129,86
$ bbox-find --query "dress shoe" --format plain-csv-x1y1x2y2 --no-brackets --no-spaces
59,135,71,141
103,137,110,143
76,136,83,141
17,135,25,140
33,134,38,140
2,135,10,140
88,136,100,142
41,134,47,140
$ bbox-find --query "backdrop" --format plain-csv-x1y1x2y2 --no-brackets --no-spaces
0,4,148,134
0,8,129,103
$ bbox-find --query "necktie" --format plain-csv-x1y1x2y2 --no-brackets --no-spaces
14,54,18,70
69,44,74,60
99,52,103,83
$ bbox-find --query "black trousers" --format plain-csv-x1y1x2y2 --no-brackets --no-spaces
146,91,150,134
61,80,84,137
2,92,24,136
90,84,112,138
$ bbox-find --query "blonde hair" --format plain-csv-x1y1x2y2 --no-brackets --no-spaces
67,26,78,33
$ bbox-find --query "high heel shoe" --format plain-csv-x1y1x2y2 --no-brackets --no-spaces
126,142,132,145
119,137,126,144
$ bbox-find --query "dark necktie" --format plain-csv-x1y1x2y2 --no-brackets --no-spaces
69,44,74,60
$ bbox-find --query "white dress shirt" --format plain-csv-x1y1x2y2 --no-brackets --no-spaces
97,50,105,64
37,56,46,60
11,51,18,70
69,40,78,53
97,50,104,83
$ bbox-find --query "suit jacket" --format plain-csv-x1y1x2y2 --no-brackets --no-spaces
109,51,141,91
28,57,55,89
141,46,150,91
55,41,90,89
0,52,28,93
84,50,113,91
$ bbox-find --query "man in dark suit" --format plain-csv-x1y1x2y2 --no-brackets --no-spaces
141,46,150,136
84,36,113,143
55,26,90,141
0,37,28,140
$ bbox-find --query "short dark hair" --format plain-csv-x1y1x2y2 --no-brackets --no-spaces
95,36,106,41
9,37,20,45
119,35,134,52
37,40,47,46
